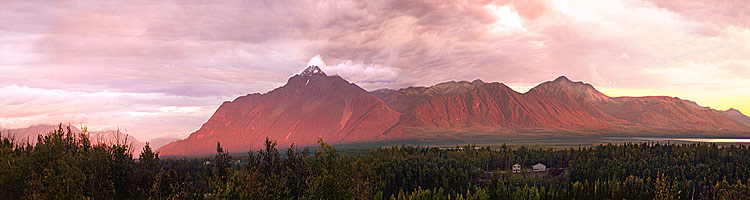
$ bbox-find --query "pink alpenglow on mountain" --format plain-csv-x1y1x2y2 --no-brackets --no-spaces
157,66,401,156
158,68,750,156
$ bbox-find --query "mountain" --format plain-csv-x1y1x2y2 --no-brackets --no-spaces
717,108,750,128
378,76,749,142
527,76,619,121
158,67,750,156
371,79,487,113
388,81,613,130
0,124,72,144
147,137,181,150
157,66,401,156
598,97,747,132
528,76,748,133
1,124,149,155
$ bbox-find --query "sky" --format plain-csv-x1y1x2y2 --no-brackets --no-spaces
1,0,749,141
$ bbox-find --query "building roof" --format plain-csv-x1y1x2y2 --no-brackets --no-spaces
533,163,545,167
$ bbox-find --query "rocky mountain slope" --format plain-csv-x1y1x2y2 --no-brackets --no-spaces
716,108,750,128
157,66,401,156
158,67,750,156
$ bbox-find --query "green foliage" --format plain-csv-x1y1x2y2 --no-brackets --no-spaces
138,143,159,198
302,139,354,200
3,127,750,199
654,172,681,200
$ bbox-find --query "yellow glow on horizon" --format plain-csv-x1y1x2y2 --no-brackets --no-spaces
601,88,750,116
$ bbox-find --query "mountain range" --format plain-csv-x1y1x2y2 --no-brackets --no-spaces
157,66,750,156
0,124,178,156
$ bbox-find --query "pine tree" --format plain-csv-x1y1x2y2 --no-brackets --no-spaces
138,143,160,198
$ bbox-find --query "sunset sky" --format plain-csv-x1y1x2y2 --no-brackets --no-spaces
1,0,749,141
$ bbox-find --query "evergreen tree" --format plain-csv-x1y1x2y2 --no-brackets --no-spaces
138,143,160,198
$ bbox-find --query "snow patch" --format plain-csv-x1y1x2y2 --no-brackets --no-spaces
339,99,353,129
301,65,325,76
285,120,302,141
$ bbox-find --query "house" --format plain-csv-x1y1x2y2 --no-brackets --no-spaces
512,164,521,173
533,163,546,172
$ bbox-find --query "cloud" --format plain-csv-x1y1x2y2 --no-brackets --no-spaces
646,0,750,28
305,55,400,89
485,4,528,35
1,0,750,140
0,85,220,140
306,55,327,68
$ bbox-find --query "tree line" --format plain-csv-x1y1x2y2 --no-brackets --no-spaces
2,125,750,199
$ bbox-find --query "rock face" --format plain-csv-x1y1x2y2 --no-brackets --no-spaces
372,80,487,113
527,76,619,121
158,69,750,156
392,82,612,129
157,66,401,156
377,75,749,135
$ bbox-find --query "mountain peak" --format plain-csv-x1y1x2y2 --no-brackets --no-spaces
301,65,325,76
530,76,610,102
717,108,750,128
722,108,746,116
553,76,572,83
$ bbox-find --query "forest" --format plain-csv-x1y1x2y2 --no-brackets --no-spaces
2,125,750,199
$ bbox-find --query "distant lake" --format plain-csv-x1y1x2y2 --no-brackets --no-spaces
336,136,750,150
609,137,750,143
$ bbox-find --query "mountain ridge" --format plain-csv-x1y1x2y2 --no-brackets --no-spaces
157,66,401,156
0,124,175,156
157,67,750,156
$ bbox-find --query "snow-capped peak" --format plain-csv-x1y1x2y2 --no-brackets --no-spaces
301,65,326,76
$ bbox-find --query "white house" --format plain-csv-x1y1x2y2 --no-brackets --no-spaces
533,163,546,172
512,164,521,173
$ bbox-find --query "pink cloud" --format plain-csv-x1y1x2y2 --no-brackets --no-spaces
647,0,750,28
2,0,749,140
